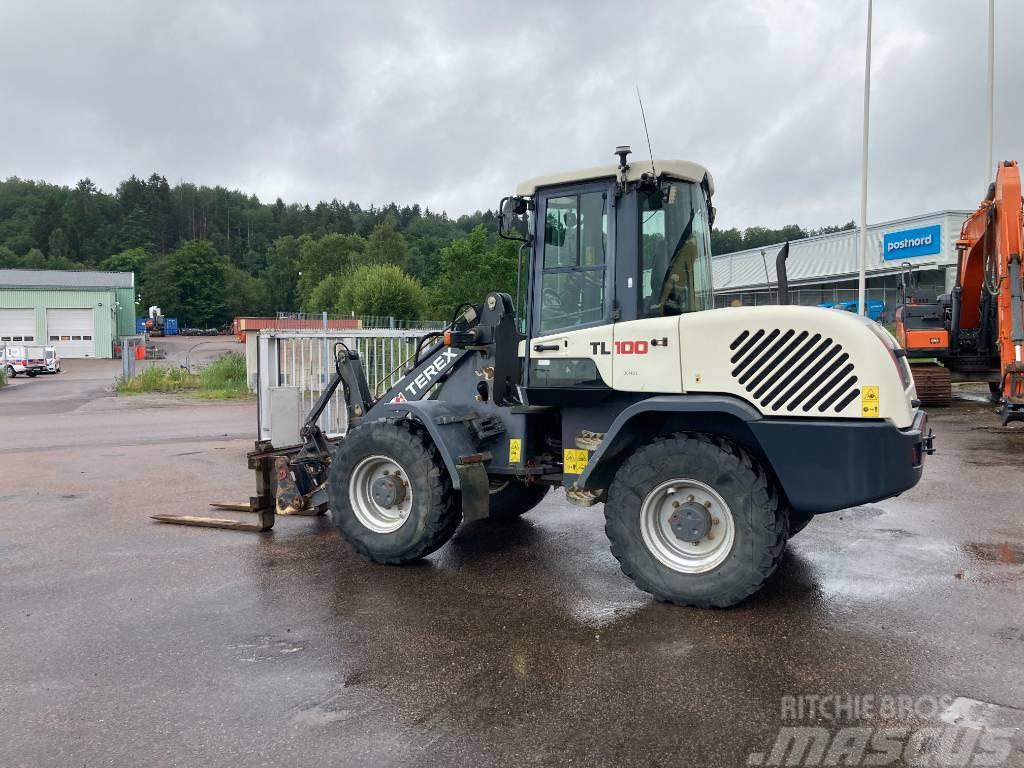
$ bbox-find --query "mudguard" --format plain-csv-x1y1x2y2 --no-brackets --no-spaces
575,394,928,516
575,395,762,491
377,400,491,522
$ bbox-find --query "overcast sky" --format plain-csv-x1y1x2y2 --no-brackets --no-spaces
1,0,1021,230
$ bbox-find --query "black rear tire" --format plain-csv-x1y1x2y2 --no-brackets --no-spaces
604,432,788,608
328,419,461,564
487,480,549,520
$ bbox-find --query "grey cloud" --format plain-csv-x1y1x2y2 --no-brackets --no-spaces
0,0,1020,230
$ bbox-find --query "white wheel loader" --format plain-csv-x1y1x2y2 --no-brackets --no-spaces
160,148,934,607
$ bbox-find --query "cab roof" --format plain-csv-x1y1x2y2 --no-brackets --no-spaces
515,159,714,197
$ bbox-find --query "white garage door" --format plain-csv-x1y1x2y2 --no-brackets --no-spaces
0,308,37,343
46,309,96,358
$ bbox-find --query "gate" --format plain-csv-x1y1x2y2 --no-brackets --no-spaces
255,329,426,445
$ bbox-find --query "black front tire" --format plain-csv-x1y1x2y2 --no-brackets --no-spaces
487,480,549,520
328,419,461,564
6,366,16,378
604,432,788,608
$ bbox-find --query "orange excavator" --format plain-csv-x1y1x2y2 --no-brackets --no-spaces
896,160,1024,424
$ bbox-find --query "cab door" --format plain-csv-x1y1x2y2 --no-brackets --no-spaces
526,182,615,390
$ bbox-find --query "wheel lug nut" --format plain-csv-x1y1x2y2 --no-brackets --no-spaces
712,518,720,525
704,501,712,508
687,495,695,502
672,500,680,508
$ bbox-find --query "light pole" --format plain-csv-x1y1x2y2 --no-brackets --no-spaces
857,0,873,316
985,0,995,187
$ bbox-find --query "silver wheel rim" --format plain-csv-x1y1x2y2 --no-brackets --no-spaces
639,478,736,574
349,454,413,533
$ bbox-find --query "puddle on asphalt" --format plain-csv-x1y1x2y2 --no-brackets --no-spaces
876,528,918,538
228,633,304,662
832,505,886,521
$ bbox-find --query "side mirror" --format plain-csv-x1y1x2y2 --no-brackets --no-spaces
499,196,532,242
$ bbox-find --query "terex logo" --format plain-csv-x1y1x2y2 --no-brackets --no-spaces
403,348,459,397
882,224,941,261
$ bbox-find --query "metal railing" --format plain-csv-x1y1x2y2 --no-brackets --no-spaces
274,311,446,331
255,328,429,445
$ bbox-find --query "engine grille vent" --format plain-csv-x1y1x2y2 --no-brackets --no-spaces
728,329,859,413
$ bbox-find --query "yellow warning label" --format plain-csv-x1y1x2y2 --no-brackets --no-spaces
861,385,880,417
564,448,589,474
509,438,522,464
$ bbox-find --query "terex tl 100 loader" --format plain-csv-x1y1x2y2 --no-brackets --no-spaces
183,149,935,607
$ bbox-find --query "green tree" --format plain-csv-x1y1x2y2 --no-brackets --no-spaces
427,225,518,316
21,248,46,269
100,247,148,275
338,264,425,320
302,273,347,314
295,233,365,305
144,241,225,326
710,227,744,255
263,235,301,312
363,216,408,269
223,264,270,319
119,206,155,251
32,195,65,251
47,227,69,261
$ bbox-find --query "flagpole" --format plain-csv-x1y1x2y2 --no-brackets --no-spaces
857,0,873,317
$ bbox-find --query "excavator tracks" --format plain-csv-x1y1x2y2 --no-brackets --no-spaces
911,363,952,406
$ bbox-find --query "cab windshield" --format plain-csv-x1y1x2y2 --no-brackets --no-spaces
639,180,713,317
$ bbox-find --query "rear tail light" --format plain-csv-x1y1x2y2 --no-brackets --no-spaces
867,322,913,390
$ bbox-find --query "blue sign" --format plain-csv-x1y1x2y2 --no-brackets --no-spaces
883,224,941,261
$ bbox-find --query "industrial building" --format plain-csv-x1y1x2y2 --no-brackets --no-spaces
0,269,136,358
712,211,972,321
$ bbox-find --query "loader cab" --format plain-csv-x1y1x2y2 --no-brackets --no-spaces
499,149,716,386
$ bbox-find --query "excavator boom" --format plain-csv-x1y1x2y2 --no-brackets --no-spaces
897,160,1024,423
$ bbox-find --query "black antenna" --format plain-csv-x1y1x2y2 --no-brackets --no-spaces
636,85,657,176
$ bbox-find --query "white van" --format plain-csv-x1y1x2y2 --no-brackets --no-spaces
2,345,28,377
44,347,62,374
1,345,59,377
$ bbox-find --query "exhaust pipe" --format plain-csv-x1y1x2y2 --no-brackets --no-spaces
775,241,791,305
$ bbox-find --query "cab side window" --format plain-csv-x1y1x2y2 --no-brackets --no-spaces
539,190,607,333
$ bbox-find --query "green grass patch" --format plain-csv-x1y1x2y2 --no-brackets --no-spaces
0,367,7,388
117,353,250,399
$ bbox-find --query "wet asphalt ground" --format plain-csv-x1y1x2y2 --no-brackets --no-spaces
1,352,1023,767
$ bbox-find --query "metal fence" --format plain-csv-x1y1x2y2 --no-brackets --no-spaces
256,328,429,445
274,312,446,331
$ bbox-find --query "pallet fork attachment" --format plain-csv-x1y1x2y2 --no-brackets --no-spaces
151,447,330,531
152,343,356,532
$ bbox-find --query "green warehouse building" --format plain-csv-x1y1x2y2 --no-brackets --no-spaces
0,269,136,359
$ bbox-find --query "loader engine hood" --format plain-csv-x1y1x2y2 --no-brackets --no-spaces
677,306,918,429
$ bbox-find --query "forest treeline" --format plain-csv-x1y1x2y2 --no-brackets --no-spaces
0,173,854,325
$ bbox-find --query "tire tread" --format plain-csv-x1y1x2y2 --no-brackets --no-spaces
604,431,788,608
